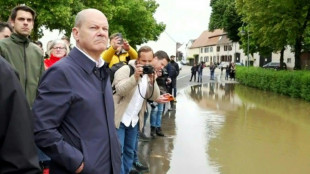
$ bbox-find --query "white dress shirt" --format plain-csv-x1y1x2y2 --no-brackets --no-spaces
121,75,148,127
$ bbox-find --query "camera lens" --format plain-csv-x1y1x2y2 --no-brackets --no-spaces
142,65,154,74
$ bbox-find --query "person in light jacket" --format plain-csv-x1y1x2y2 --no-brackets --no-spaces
113,46,163,174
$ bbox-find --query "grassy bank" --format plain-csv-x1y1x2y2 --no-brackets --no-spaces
236,66,310,101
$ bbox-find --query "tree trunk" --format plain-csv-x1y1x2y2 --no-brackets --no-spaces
294,6,310,70
294,37,302,70
280,47,285,69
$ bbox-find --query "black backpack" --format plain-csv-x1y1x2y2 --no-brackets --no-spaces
111,64,135,94
109,55,132,83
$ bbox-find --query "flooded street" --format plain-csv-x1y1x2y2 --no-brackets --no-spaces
140,82,310,174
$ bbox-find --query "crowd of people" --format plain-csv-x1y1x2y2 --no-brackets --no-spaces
189,61,237,82
0,5,180,174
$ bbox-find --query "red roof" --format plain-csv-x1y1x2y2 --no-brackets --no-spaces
190,29,226,48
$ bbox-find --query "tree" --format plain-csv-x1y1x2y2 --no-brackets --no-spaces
0,0,165,46
209,0,242,42
236,0,310,69
0,0,78,40
99,0,166,47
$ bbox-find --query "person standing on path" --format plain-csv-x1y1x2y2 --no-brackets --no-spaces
210,62,216,80
189,63,197,82
197,61,205,83
167,55,179,99
225,63,231,80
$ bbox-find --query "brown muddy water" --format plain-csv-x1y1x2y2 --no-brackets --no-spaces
139,83,310,174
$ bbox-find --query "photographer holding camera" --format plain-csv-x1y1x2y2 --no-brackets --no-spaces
101,32,138,68
149,51,171,137
113,46,169,174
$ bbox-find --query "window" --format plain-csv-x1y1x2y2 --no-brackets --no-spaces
224,45,228,51
228,45,232,51
287,58,291,63
206,56,209,62
217,46,220,52
200,48,203,53
210,47,213,52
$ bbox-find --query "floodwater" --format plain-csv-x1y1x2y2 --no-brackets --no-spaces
139,83,310,174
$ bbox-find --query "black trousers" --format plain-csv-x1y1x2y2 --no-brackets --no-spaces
190,72,196,81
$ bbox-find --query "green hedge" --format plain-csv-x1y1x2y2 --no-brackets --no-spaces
236,66,310,101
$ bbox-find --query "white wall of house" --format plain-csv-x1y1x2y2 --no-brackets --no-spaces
198,46,216,66
190,41,263,67
271,46,295,69
234,42,260,66
177,43,187,62
187,47,199,59
184,40,194,59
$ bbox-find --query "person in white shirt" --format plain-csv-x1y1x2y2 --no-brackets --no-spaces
113,45,168,174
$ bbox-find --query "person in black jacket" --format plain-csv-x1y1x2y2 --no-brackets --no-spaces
149,51,171,138
189,63,197,82
167,55,179,100
0,56,41,174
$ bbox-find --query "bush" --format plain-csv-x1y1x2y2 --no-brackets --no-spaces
236,66,310,101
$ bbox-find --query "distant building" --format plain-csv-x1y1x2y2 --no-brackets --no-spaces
188,29,296,69
189,29,245,66
184,39,196,65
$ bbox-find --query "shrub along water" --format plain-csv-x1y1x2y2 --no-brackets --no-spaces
236,66,310,101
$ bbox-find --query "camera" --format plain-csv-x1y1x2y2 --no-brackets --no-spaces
115,33,123,44
142,65,154,74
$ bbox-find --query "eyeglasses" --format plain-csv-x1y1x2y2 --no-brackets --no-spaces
53,47,66,50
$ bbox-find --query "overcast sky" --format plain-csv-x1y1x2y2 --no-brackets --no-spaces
154,0,212,44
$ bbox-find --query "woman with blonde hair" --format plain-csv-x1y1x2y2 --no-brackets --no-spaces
44,39,69,69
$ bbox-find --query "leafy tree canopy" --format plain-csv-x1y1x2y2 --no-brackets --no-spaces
0,0,165,46
209,0,242,42
236,0,310,69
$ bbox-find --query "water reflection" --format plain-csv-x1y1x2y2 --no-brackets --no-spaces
182,83,310,174
138,110,177,174
187,83,239,113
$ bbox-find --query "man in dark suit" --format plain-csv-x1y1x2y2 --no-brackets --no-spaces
0,57,41,174
33,9,121,174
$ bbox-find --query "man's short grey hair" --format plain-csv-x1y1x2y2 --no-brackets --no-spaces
74,11,83,27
